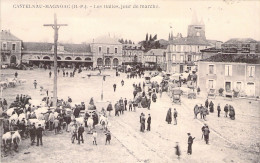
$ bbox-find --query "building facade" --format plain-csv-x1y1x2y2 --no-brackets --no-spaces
166,13,213,73
0,30,22,67
122,44,144,66
143,49,166,70
197,61,260,97
91,36,123,69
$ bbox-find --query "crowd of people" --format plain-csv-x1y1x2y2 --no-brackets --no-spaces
1,67,243,161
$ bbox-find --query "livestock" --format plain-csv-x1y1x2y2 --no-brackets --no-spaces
12,131,21,151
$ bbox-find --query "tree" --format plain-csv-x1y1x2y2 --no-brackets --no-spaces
129,40,132,44
145,33,148,42
149,34,152,41
124,40,128,44
152,34,157,41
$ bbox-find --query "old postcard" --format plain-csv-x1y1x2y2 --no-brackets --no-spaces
1,0,260,162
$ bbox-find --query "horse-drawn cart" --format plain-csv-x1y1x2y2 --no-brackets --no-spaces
172,89,183,104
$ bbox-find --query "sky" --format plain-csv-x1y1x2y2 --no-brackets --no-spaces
1,0,260,44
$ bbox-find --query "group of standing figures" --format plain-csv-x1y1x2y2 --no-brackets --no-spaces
193,99,236,120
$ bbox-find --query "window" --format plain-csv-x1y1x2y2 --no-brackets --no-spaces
208,80,214,89
2,42,7,49
172,65,176,73
1,55,7,62
115,48,118,54
172,55,176,62
107,47,109,54
225,65,232,76
209,65,214,74
197,46,199,52
177,45,181,52
98,47,102,53
235,82,242,91
188,55,192,62
247,66,255,77
12,44,16,51
180,55,184,62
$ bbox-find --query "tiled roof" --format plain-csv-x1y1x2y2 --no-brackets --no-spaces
62,43,91,53
168,37,210,46
145,49,166,56
224,38,258,44
200,47,221,52
93,36,121,44
123,44,144,50
22,42,91,53
0,30,21,41
200,53,260,64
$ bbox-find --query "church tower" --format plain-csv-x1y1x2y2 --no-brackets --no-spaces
187,11,206,39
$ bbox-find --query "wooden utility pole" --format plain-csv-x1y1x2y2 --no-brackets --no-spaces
43,14,67,107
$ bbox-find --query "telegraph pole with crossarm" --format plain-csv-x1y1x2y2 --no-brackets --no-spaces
43,14,67,108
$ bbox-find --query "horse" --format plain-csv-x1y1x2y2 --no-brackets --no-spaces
12,131,21,151
99,114,108,132
2,132,12,152
86,116,94,133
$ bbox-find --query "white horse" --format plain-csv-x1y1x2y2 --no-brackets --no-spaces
87,117,94,133
2,132,12,151
12,131,21,151
99,115,108,131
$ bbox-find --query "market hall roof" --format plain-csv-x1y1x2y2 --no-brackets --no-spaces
0,30,21,41
22,42,91,53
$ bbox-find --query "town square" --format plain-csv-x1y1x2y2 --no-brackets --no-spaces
1,0,260,163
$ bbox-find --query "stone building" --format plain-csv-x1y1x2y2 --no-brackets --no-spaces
91,36,123,69
122,44,144,67
166,12,214,73
197,57,260,98
143,49,166,70
0,30,22,67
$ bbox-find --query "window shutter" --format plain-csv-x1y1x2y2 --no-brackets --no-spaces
214,65,216,74
252,66,255,77
229,65,232,76
225,65,228,76
207,65,209,74
213,80,216,89
247,66,250,77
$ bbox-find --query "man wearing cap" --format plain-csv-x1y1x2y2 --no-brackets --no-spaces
147,114,151,131
187,133,195,155
36,124,44,146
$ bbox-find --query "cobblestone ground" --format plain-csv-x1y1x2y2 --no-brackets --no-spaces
1,69,260,163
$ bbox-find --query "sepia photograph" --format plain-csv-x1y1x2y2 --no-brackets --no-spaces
0,0,260,162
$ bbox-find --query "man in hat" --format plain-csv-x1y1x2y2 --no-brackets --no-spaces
36,124,44,146
3,114,9,133
29,123,36,145
33,80,37,89
105,130,111,145
78,124,84,144
173,108,178,125
147,114,151,131
217,104,221,117
224,104,229,117
202,124,210,144
187,133,195,155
